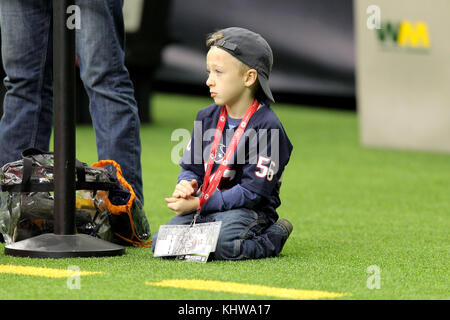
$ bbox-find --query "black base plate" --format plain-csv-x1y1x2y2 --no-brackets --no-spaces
4,233,125,258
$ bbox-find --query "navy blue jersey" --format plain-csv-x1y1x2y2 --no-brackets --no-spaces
178,102,293,223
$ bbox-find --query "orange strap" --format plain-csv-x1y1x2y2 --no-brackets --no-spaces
91,160,136,215
114,232,152,248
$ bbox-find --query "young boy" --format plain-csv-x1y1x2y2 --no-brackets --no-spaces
152,27,293,260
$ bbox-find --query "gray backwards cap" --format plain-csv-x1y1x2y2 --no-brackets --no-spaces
210,27,275,104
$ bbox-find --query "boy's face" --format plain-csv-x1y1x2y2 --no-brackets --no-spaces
206,46,249,107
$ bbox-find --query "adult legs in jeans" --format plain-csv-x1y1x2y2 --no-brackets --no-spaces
76,0,143,204
0,0,53,164
0,0,143,204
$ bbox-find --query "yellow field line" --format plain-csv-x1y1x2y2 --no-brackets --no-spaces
0,264,103,278
146,279,350,300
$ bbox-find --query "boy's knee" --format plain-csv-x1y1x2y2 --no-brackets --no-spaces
213,238,243,260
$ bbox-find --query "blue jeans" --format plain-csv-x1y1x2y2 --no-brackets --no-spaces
0,0,143,203
152,209,289,260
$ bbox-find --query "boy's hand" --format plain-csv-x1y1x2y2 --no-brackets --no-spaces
165,196,200,216
172,179,198,199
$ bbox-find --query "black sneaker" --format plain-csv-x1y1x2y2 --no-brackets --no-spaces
275,218,293,237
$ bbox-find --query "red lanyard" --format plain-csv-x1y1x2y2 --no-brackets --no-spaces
198,99,259,213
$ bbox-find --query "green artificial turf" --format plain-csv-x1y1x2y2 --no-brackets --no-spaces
0,92,448,300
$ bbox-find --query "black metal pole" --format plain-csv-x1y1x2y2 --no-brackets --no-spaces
53,0,76,235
